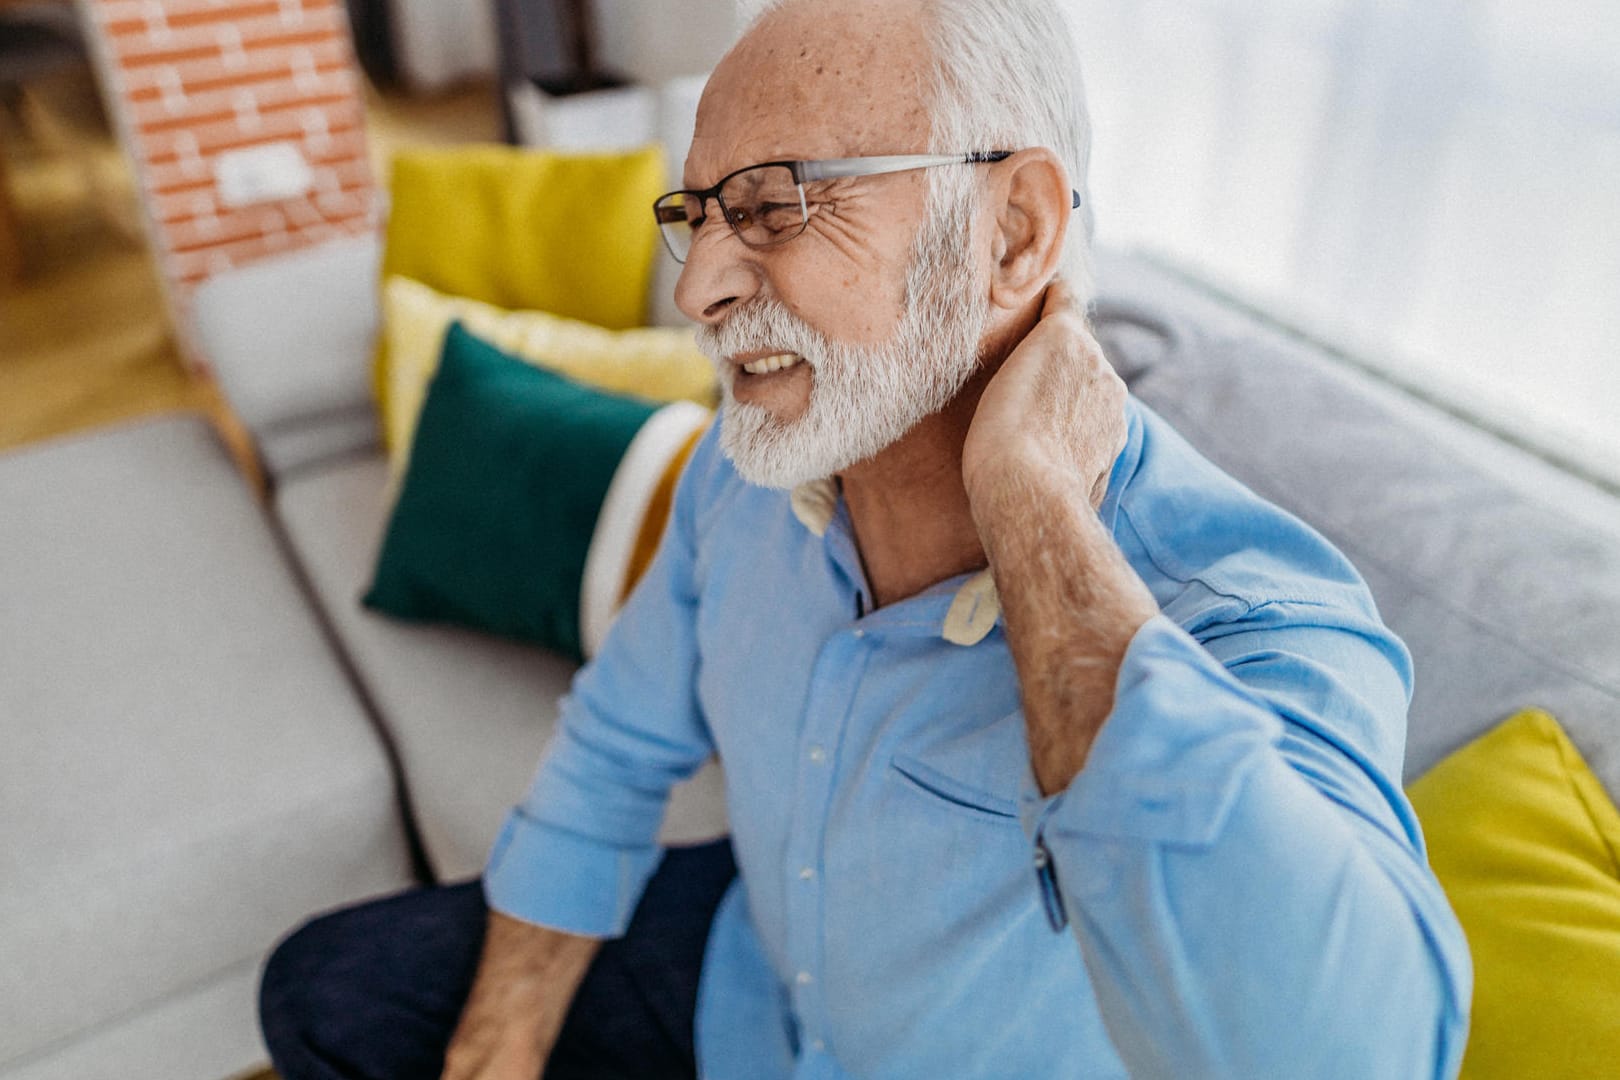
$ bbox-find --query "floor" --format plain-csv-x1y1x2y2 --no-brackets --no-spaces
0,68,499,461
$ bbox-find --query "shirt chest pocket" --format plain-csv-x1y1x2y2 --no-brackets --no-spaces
887,704,1030,829
890,753,1021,824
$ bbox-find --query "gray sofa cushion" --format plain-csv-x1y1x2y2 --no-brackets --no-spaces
188,234,383,479
271,453,727,883
4,962,262,1080
0,417,415,1074
1091,252,1620,790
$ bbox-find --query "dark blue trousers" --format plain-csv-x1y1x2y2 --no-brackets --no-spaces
259,840,737,1080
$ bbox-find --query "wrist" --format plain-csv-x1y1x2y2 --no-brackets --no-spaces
966,450,1091,547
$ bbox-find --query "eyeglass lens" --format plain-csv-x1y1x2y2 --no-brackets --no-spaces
654,164,808,263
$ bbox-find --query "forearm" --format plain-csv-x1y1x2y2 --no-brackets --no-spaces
1032,616,1471,1077
972,461,1158,795
441,911,601,1079
1066,751,1469,1077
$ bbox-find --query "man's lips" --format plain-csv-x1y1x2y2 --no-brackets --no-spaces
728,350,807,377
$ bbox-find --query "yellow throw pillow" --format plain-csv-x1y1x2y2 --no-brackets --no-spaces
382,275,717,476
376,143,668,428
1408,708,1620,1079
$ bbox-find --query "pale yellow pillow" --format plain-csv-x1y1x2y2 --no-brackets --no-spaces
381,275,718,476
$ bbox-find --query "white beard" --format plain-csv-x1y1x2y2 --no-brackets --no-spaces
694,199,990,490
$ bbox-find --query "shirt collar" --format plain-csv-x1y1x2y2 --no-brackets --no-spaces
790,479,1002,646
790,478,838,537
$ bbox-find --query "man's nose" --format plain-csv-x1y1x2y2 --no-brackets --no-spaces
674,210,760,325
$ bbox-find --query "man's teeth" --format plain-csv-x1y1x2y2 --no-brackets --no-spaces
740,353,803,376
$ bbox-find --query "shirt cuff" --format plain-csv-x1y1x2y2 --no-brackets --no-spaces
483,806,664,938
1020,614,1283,851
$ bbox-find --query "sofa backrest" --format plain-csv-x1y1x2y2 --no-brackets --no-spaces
1091,251,1620,791
190,233,383,480
189,225,1620,793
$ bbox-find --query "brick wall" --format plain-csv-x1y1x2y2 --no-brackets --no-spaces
82,0,376,297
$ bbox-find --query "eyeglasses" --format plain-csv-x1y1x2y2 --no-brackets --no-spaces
653,151,1082,264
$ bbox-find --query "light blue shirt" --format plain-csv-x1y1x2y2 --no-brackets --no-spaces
486,398,1472,1079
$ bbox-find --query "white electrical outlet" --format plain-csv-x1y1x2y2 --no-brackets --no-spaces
214,142,314,207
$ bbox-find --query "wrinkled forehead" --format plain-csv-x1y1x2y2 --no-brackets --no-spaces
686,0,935,187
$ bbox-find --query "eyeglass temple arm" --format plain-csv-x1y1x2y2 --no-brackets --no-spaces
793,153,1081,208
791,152,1002,182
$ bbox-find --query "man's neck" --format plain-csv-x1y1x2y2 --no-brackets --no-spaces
835,300,1042,609
839,371,992,609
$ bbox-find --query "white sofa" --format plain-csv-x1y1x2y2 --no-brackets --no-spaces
4,231,1618,1079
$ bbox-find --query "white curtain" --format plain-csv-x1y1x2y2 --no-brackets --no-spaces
1067,0,1620,484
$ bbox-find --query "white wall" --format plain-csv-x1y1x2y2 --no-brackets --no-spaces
388,0,499,90
385,0,733,92
593,0,737,84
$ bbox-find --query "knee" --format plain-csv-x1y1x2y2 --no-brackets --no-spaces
257,883,485,1079
258,910,357,1077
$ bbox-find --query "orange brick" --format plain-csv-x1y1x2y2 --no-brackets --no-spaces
171,210,369,277
151,174,217,198
169,216,272,255
124,43,350,99
155,188,223,224
139,128,206,167
116,27,343,71
145,117,360,165
129,68,353,126
98,0,337,25
137,89,352,136
87,0,371,296
128,58,349,103
105,1,282,37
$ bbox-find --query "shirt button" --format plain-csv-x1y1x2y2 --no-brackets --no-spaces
799,866,816,881
852,627,866,639
808,745,827,764
796,970,814,986
811,1039,827,1052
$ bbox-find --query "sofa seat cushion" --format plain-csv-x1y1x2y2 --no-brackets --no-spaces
273,451,727,883
1092,252,1620,789
0,417,415,1072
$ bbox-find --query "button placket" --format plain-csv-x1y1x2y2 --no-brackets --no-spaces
783,627,870,1059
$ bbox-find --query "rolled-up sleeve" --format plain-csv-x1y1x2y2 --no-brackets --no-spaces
485,434,717,938
1021,605,1473,1079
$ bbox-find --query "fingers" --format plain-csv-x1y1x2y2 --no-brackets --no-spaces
1040,276,1082,322
1036,279,1108,372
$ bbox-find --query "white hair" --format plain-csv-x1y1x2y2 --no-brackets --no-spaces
737,0,1097,304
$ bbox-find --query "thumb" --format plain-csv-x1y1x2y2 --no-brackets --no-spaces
1040,276,1081,321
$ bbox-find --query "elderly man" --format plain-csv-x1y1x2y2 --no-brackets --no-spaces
260,0,1472,1077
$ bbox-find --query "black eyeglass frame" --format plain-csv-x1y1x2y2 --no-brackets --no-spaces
652,150,1082,263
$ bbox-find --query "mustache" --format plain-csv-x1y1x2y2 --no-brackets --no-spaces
693,299,829,369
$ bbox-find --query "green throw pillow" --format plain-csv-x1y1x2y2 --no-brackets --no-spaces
364,322,708,661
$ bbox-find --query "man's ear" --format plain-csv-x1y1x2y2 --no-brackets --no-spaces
985,148,1070,313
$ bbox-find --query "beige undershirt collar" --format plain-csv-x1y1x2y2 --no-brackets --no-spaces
791,479,1001,646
